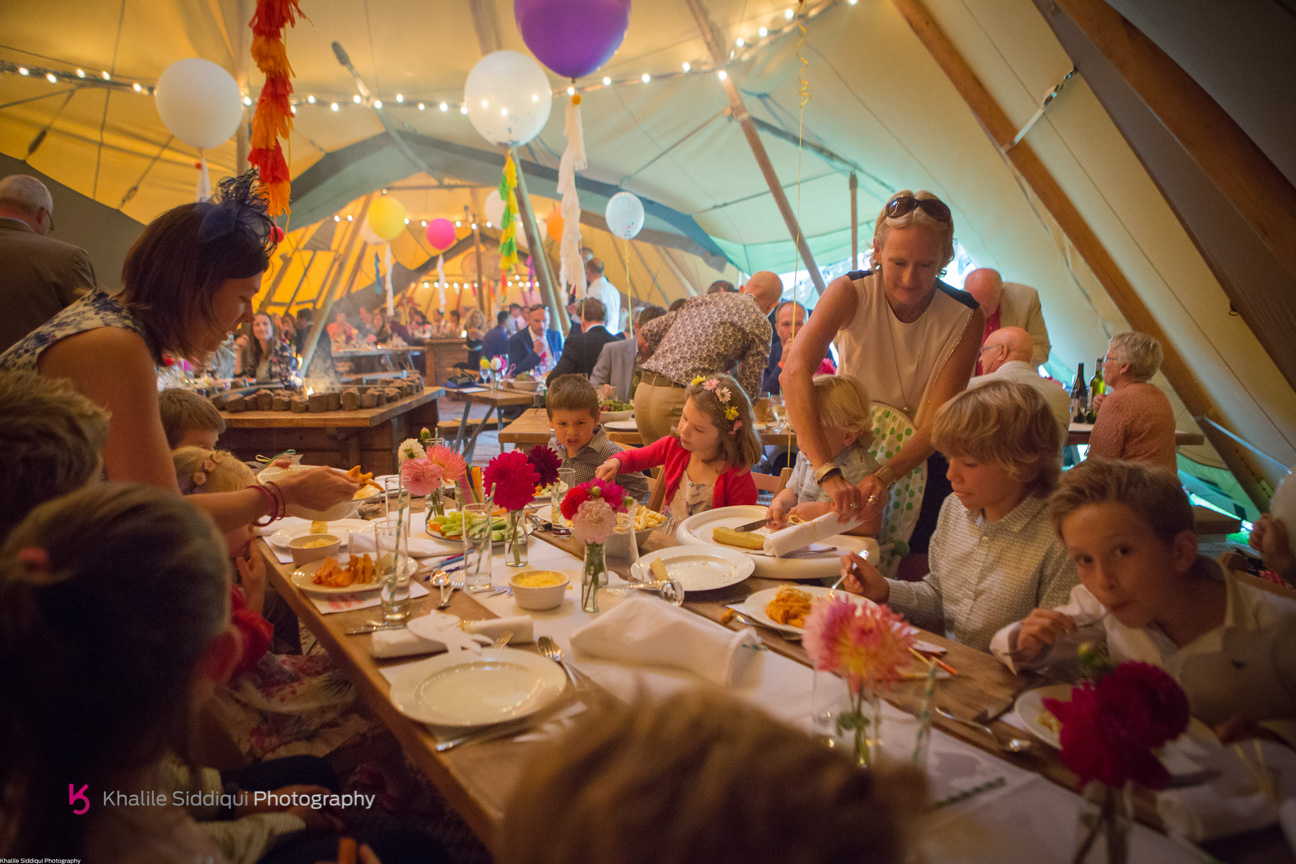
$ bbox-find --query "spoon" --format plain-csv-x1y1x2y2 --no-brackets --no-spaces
935,706,1033,753
432,572,453,609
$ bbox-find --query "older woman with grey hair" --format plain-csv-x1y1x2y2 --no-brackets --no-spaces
1086,331,1177,472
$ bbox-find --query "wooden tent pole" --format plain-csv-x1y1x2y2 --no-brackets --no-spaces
510,146,570,337
889,0,1271,509
471,216,488,316
255,235,301,314
684,0,827,296
300,194,372,376
1052,0,1296,286
281,251,319,314
849,172,859,266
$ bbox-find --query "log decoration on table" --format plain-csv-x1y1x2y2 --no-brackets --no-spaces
247,0,302,216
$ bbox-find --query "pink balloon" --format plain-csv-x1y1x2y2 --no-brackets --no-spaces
426,218,456,250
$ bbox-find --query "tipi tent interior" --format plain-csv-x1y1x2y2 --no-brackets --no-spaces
2,0,1293,520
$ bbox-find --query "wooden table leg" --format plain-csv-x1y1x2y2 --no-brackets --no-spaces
452,399,474,454
462,406,498,464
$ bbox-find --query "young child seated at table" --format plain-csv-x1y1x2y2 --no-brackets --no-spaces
498,689,925,864
990,459,1296,746
766,375,880,535
0,370,108,536
840,381,1077,652
596,373,761,521
159,387,227,450
174,446,360,759
546,374,647,502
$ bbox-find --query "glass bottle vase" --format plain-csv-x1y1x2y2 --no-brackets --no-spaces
1072,781,1132,864
505,508,528,567
581,542,607,613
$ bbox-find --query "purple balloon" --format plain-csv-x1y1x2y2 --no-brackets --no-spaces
515,0,631,80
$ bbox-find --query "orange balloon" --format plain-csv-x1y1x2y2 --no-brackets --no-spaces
545,209,564,242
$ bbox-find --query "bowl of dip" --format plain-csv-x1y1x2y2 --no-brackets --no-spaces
509,570,570,611
288,533,341,565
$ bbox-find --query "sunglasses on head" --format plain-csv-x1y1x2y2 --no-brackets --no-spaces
885,195,951,223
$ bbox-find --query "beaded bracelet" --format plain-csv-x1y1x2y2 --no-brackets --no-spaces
264,481,287,520
251,484,278,527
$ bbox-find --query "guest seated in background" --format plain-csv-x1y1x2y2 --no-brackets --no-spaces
547,298,618,385
327,311,357,343
498,689,926,864
447,309,462,335
506,302,525,334
370,309,393,344
842,381,1077,651
968,326,1069,439
159,387,227,450
1086,331,1178,473
599,373,761,521
482,310,511,362
963,268,1051,371
235,313,298,383
546,375,647,502
767,376,879,535
991,459,1296,746
508,303,563,377
592,304,665,402
0,371,107,537
761,300,835,396
406,309,432,341
1250,514,1296,587
357,306,375,338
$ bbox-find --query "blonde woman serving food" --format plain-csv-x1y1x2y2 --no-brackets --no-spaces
781,191,982,559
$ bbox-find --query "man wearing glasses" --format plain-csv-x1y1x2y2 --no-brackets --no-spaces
0,174,97,353
969,326,1070,443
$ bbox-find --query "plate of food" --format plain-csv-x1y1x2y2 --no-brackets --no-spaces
676,505,879,580
505,374,541,392
741,585,874,634
631,546,753,591
599,398,634,422
423,509,533,549
257,464,383,521
535,504,666,545
604,418,639,433
269,518,372,550
290,553,389,595
386,647,567,727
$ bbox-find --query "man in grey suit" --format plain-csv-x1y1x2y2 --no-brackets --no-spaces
0,175,96,352
964,268,1051,370
592,305,666,401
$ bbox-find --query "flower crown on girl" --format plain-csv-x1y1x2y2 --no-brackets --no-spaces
183,450,226,492
691,375,744,433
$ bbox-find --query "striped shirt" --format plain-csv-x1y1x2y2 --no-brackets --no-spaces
550,426,649,503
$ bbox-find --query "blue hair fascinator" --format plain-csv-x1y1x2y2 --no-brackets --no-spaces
196,170,275,252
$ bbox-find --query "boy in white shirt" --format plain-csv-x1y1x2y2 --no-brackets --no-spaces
991,459,1296,746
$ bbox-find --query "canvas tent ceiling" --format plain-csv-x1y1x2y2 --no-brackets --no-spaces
1,0,1293,509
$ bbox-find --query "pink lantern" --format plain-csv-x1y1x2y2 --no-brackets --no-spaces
426,218,456,250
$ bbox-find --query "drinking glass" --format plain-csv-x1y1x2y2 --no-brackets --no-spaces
460,503,494,592
375,519,412,623
551,467,576,537
381,476,405,520
754,391,772,425
769,395,788,433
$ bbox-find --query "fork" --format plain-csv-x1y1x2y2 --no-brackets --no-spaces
490,631,514,649
537,636,583,689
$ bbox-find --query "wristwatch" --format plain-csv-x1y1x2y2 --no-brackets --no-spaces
813,463,843,485
873,464,898,490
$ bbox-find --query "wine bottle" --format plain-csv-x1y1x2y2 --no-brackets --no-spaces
1069,362,1087,423
1090,359,1105,399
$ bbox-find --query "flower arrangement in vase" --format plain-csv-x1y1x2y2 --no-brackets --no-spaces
560,478,627,613
484,450,540,567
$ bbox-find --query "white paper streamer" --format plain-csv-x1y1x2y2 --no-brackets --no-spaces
559,98,587,300
384,243,394,315
436,255,447,312
196,156,211,202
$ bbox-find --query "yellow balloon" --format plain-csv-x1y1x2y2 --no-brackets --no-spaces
368,197,407,241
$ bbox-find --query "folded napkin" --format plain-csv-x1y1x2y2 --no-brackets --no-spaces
310,581,429,615
763,511,867,557
570,597,760,687
1156,740,1295,842
373,613,536,659
348,529,456,559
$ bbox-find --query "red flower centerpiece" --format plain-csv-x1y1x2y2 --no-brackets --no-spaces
526,444,561,489
1044,661,1190,864
484,451,540,567
561,479,628,613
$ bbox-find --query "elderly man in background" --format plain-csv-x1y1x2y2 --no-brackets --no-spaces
761,300,836,395
964,268,1051,372
0,175,96,353
632,272,779,443
968,326,1070,439
584,258,623,334
593,305,666,402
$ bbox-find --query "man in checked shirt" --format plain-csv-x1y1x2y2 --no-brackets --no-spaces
632,271,781,444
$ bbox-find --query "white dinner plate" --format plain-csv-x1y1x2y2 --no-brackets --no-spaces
268,518,372,550
1014,684,1221,778
257,464,379,521
630,546,754,591
675,505,878,580
599,409,634,422
387,647,567,727
604,418,640,432
290,552,411,595
741,585,873,634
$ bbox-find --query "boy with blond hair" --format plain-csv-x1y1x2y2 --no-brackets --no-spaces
158,387,227,450
991,459,1296,745
842,380,1077,651
547,374,647,502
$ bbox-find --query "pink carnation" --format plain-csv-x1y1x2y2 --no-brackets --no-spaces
401,457,445,497
572,499,618,545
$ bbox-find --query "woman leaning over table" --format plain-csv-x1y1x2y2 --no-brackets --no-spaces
1086,330,1177,473
0,172,357,532
781,191,982,562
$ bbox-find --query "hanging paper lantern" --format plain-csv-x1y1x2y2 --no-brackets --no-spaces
463,51,553,147
605,191,644,239
545,209,564,242
485,190,506,226
155,59,244,150
515,0,632,80
426,218,456,250
368,197,407,241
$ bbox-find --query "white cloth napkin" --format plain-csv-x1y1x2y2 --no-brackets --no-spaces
570,597,760,687
348,529,457,559
309,581,429,615
1156,739,1296,842
763,510,867,557
373,613,535,659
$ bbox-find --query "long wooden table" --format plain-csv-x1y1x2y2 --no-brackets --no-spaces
218,387,443,474
1066,422,1204,447
259,524,1285,863
498,408,799,450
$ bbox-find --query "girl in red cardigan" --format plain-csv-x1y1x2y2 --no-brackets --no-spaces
597,374,762,523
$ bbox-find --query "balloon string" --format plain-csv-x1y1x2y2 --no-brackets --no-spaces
787,0,810,455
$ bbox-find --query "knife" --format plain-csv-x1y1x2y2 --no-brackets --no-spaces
975,673,1051,723
731,518,769,533
345,622,407,635
434,718,535,752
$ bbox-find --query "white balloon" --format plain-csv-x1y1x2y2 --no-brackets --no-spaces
463,51,553,147
485,190,506,226
155,58,244,151
605,191,645,239
360,220,385,245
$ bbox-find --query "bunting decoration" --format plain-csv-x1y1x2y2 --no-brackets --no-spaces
558,94,587,299
497,153,521,273
247,0,302,216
